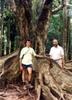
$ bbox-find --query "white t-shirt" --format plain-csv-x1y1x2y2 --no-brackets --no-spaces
49,45,64,60
20,47,36,65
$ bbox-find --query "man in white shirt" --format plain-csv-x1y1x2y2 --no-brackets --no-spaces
20,39,41,89
49,39,64,68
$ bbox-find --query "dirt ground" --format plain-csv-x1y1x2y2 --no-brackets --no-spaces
0,84,37,100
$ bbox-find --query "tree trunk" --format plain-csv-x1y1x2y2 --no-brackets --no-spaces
0,0,5,56
0,54,72,100
6,17,11,55
34,57,72,100
13,0,32,48
63,0,70,61
69,18,72,59
35,0,52,54
10,0,52,54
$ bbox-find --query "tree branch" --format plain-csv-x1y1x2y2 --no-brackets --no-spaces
52,3,72,14
66,3,72,7
52,4,64,14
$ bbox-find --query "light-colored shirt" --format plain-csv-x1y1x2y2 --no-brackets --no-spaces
49,45,64,60
20,47,36,65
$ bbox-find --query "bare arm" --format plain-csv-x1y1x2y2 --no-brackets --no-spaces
62,55,65,68
35,54,46,58
19,59,23,71
20,59,22,66
61,47,65,68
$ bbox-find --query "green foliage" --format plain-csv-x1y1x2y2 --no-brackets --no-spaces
4,9,13,17
46,11,64,52
48,11,63,39
1,8,18,55
52,0,62,9
4,9,15,25
70,0,72,4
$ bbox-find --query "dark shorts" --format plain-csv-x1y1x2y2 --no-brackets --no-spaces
22,64,32,69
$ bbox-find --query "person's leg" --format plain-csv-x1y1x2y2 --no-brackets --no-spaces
21,64,27,84
21,65,28,90
22,69,28,90
26,66,33,89
57,60,62,68
22,70,25,83
27,67,32,83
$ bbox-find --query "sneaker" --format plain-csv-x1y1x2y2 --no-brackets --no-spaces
26,83,33,89
23,85,27,90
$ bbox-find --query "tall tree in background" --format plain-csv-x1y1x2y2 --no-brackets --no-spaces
63,0,70,61
0,0,2,56
0,0,5,56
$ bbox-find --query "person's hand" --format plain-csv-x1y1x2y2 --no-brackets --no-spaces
35,55,44,58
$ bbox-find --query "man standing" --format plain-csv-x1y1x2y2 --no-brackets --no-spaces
49,39,64,68
20,39,41,89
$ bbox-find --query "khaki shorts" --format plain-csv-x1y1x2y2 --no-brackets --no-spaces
55,59,63,67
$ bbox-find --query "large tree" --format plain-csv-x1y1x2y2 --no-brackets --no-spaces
0,0,72,100
9,0,56,54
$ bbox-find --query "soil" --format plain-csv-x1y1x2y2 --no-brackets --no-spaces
0,84,37,100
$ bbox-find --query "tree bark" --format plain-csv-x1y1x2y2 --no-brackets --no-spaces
12,0,32,48
35,0,52,54
0,55,72,100
34,57,72,100
0,0,5,56
63,0,70,61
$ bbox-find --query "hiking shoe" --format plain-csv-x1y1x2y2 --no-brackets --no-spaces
23,85,27,90
26,83,33,89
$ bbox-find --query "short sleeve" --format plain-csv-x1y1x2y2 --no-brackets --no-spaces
60,47,64,56
49,48,52,56
20,48,25,59
32,48,36,56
